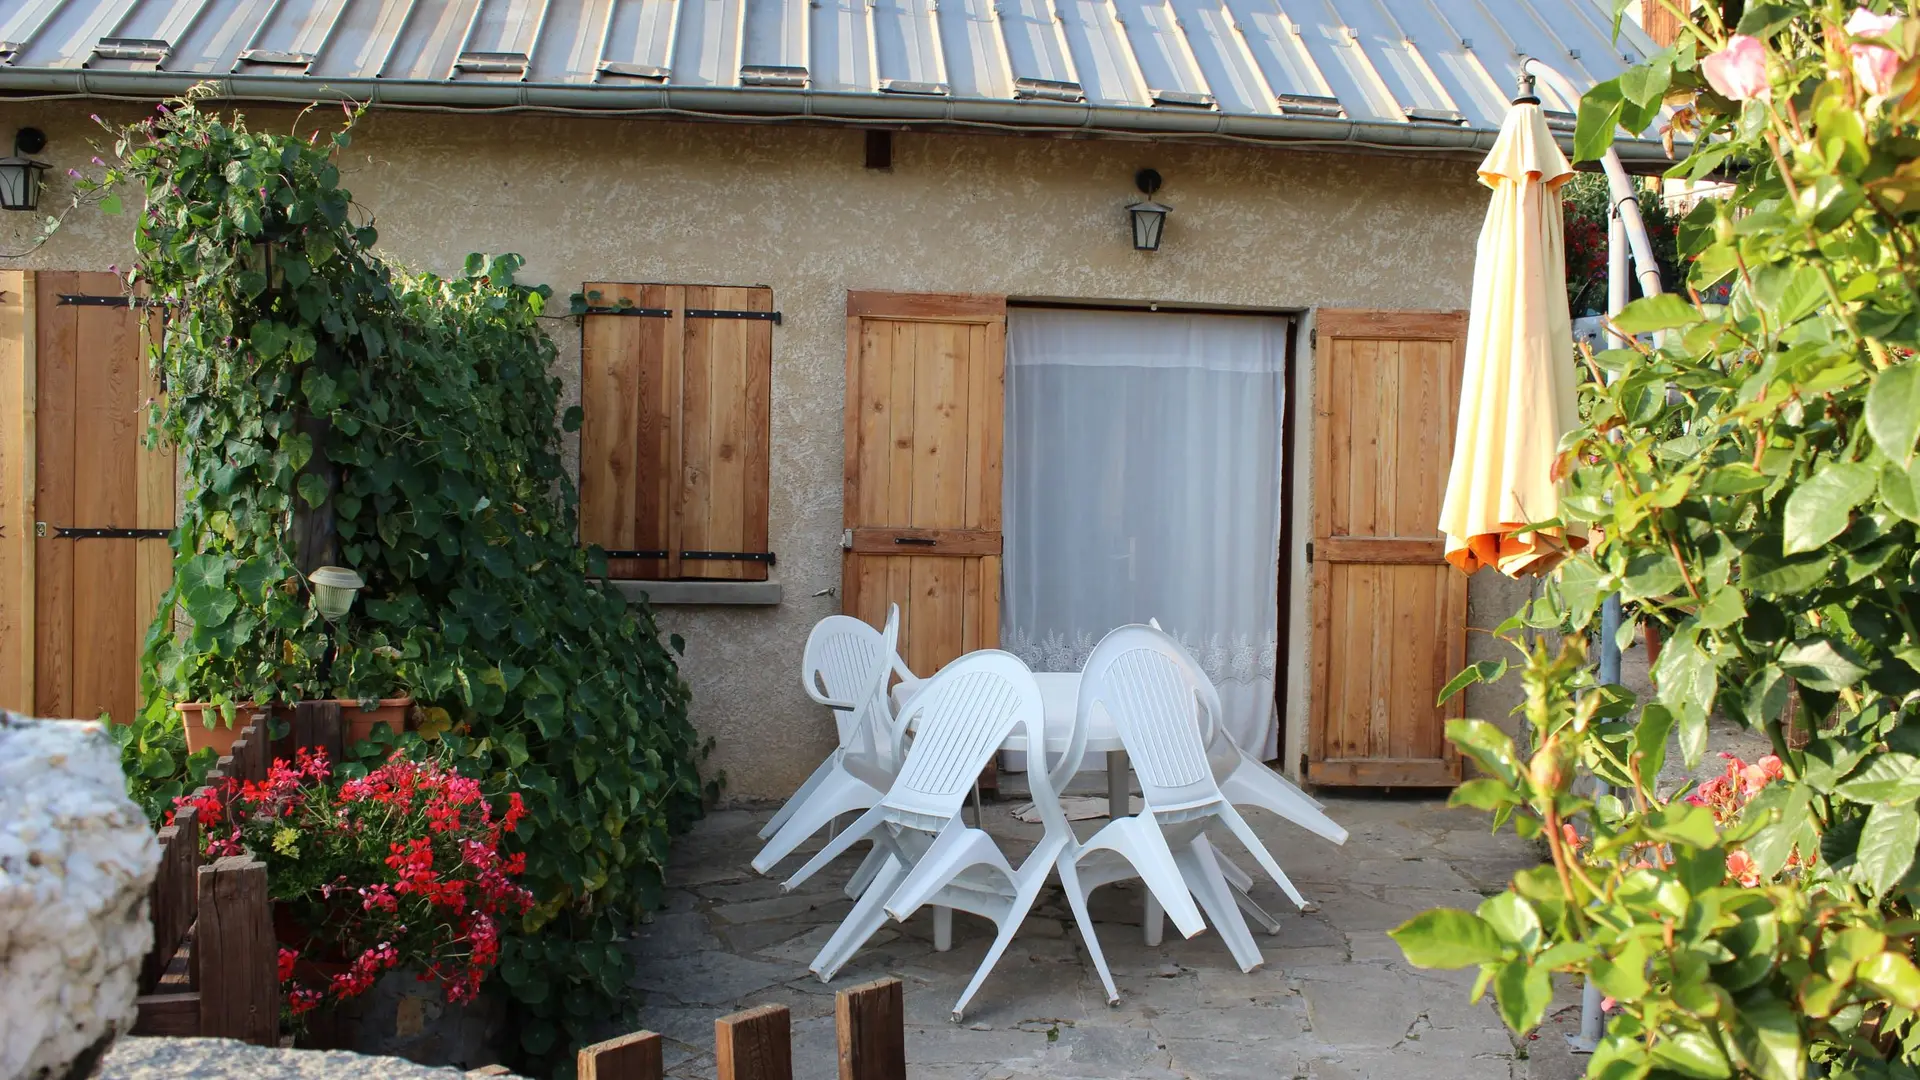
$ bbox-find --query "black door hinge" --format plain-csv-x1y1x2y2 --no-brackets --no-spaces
37,524,171,539
685,309,782,326
1309,327,1317,348
682,550,777,565
1305,541,1314,564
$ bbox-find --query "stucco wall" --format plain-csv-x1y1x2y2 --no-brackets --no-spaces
0,101,1527,799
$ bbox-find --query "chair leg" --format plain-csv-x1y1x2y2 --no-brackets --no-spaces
950,868,1050,1021
755,772,879,877
1084,818,1206,939
1213,848,1282,935
1057,858,1119,1005
811,855,906,984
1178,843,1263,973
784,804,888,891
761,752,839,840
844,844,887,900
1217,805,1311,910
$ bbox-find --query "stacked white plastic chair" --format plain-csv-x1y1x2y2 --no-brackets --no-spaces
1059,624,1322,999
751,606,907,879
782,650,1200,1020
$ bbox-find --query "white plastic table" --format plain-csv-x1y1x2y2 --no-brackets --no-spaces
893,671,1132,817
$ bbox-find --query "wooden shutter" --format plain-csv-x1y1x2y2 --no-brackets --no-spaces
841,291,1005,681
578,283,772,581
1308,309,1468,787
0,271,176,722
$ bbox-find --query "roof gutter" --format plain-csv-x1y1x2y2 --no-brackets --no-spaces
0,68,1677,165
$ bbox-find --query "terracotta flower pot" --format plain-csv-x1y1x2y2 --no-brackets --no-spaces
176,702,278,757
332,696,413,746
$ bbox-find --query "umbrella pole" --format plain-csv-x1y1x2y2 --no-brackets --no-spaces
1567,157,1645,1058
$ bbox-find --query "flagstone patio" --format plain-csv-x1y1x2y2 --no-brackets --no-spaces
624,791,1591,1080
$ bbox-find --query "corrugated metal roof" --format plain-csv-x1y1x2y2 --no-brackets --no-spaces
0,0,1667,156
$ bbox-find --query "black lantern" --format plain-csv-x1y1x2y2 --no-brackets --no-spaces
0,129,50,213
1126,168,1171,252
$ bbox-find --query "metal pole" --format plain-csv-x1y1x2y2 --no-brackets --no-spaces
1569,162,1640,1059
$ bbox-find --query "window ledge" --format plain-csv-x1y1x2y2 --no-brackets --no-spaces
609,580,784,606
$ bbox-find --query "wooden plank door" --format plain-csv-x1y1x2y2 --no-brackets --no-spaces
1308,309,1468,787
841,291,1005,682
3,271,176,723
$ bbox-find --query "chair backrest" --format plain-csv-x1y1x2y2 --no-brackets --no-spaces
1147,618,1237,779
884,651,1050,829
1080,625,1223,813
800,608,897,753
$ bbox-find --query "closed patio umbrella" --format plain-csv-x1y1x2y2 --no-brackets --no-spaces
1438,87,1586,577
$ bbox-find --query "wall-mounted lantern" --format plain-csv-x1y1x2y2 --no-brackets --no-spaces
1126,168,1171,252
0,128,50,213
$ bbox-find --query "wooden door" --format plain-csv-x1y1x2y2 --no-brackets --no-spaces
1308,310,1468,787
0,271,175,723
841,291,1005,682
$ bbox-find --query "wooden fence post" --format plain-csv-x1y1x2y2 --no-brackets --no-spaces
140,805,201,992
292,700,343,766
579,1031,664,1080
836,978,905,1080
194,854,278,1045
715,1004,792,1080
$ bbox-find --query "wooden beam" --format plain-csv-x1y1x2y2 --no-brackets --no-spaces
845,527,1002,557
1315,309,1467,341
846,291,1005,323
1316,537,1446,564
195,854,278,1045
836,978,905,1080
0,271,32,712
715,1004,792,1080
1306,757,1461,787
579,1031,664,1080
132,991,200,1036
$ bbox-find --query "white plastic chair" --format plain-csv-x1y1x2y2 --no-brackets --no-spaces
1060,625,1315,999
1141,619,1346,937
784,650,1196,1020
751,607,906,876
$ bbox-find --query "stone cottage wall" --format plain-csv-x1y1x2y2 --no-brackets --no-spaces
0,101,1529,798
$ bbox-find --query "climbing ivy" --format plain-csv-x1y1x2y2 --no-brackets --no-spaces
101,88,708,1071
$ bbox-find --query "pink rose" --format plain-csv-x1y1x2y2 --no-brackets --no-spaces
1702,34,1772,101
1846,7,1902,96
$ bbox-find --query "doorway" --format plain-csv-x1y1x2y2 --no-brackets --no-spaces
1000,306,1293,760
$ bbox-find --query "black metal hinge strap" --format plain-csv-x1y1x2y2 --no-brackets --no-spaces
685,309,782,326
894,537,937,546
581,307,673,318
57,294,161,308
601,549,670,559
41,525,171,539
681,550,777,565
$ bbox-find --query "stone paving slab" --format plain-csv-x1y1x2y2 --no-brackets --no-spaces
621,793,1563,1080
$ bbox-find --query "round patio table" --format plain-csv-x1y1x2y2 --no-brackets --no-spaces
891,671,1133,818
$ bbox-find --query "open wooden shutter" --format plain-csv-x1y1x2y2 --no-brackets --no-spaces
1308,309,1468,787
0,271,176,722
841,291,1005,681
579,283,773,581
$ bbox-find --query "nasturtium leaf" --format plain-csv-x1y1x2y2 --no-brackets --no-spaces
175,553,236,626
1856,801,1919,894
1389,908,1506,968
1783,461,1876,554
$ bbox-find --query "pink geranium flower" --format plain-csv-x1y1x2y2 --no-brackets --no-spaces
1847,7,1902,96
1703,35,1772,101
1726,850,1761,887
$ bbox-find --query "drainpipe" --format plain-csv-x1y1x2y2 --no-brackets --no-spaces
1524,56,1668,1058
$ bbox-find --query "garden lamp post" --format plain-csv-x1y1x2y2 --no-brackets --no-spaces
309,565,364,693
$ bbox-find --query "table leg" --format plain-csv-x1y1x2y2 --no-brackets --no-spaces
934,906,953,952
1106,750,1129,819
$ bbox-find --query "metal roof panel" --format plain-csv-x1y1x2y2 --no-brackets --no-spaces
0,0,1661,145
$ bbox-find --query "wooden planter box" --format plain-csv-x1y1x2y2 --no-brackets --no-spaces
178,697,412,758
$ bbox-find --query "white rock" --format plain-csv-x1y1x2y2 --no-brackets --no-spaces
0,712,159,1080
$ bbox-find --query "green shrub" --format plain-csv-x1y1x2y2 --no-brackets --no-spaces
101,87,707,1073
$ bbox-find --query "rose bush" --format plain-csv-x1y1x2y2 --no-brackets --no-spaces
175,748,535,1016
1391,2,1920,1076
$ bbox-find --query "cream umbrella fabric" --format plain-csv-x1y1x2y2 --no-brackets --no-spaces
1438,97,1586,577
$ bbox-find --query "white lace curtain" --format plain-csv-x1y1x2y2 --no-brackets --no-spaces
1003,308,1288,759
